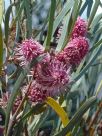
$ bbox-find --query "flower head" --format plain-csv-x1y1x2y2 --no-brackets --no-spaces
13,95,22,113
14,39,44,66
35,58,70,95
27,82,48,103
56,37,89,67
0,92,10,109
71,17,87,39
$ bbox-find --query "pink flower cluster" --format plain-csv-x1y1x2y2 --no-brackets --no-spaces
0,92,22,113
56,37,89,66
13,95,22,113
27,82,48,103
14,17,89,103
56,17,89,67
71,17,87,39
35,59,70,96
14,39,44,66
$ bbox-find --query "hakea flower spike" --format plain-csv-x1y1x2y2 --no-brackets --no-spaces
0,92,22,113
14,39,44,66
71,17,87,39
27,82,48,103
0,92,10,109
13,95,22,113
35,58,70,96
56,37,89,67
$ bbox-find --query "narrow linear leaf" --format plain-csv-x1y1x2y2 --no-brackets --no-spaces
30,110,49,136
67,0,82,42
44,0,56,51
80,0,93,18
0,25,3,75
88,0,100,28
24,0,32,38
90,13,102,33
76,58,85,74
20,104,47,121
55,96,96,136
56,11,71,52
74,42,102,83
12,1,24,27
95,80,102,96
90,38,102,52
15,103,31,136
5,3,17,45
0,0,3,23
95,26,102,37
46,97,71,136
52,0,74,36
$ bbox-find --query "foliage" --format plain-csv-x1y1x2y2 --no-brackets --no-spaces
0,0,102,136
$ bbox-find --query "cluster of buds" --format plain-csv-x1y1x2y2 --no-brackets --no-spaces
27,82,48,103
0,92,22,114
56,37,89,67
12,95,22,113
35,59,70,96
56,17,89,68
14,39,44,66
71,17,87,39
14,17,89,103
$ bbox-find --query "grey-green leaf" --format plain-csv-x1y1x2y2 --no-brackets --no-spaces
55,96,96,136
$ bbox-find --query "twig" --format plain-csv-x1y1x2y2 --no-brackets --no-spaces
24,124,29,136
88,102,102,130
6,81,32,136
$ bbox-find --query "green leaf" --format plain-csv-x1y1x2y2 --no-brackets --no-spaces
4,3,16,45
90,39,102,53
12,1,24,26
5,55,45,132
52,0,74,36
72,122,81,136
80,0,93,18
88,0,100,28
55,96,96,136
90,13,102,33
44,0,56,51
0,25,3,75
74,41,102,83
95,79,102,97
56,11,71,52
24,0,32,38
0,0,3,23
13,103,30,136
95,26,102,37
67,0,82,42
76,58,85,74
29,110,49,135
20,103,46,121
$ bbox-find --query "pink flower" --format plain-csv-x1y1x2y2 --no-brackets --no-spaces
71,17,87,39
27,82,48,103
56,37,89,66
0,92,10,109
40,52,51,64
0,126,4,135
13,95,22,113
35,58,70,95
14,39,44,66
